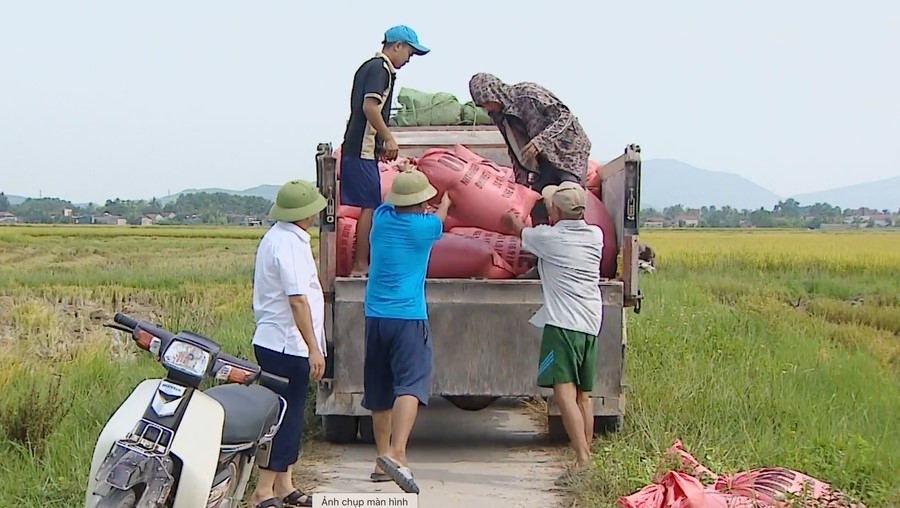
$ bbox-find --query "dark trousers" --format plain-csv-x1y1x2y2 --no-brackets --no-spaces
253,345,310,472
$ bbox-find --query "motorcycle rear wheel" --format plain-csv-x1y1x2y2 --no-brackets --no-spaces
95,487,138,508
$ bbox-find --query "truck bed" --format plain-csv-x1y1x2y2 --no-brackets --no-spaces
326,277,625,416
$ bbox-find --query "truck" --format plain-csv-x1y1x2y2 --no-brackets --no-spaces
313,125,643,444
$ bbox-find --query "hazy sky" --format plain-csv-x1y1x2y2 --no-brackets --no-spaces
2,1,898,204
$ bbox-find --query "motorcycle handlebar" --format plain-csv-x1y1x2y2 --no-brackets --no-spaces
111,312,287,388
113,312,138,330
259,371,290,391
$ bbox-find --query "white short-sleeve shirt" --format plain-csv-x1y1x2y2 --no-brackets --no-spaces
520,220,604,336
251,221,326,358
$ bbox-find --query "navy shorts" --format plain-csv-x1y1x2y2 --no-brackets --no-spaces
340,156,382,209
362,318,433,411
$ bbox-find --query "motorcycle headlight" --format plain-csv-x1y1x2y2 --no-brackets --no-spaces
161,341,211,377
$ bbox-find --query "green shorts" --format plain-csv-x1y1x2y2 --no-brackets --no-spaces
536,324,598,392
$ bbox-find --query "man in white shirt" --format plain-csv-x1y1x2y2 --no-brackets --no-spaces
501,181,604,488
249,179,327,508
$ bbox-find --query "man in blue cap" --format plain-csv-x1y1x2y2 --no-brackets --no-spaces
339,25,430,276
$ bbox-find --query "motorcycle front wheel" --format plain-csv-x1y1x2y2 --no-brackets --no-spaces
94,487,137,508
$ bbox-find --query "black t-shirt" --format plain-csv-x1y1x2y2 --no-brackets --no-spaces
341,55,396,161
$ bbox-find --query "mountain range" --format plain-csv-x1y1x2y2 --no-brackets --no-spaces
4,160,898,212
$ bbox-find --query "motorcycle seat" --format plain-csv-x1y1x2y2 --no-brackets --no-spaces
204,383,282,445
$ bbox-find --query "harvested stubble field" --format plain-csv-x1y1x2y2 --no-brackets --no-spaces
0,225,898,507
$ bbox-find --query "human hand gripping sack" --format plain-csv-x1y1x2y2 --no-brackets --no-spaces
500,211,524,235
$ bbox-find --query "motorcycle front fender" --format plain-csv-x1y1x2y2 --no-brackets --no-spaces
86,379,163,507
84,379,226,508
168,389,224,508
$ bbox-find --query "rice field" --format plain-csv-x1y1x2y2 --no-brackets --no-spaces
0,225,898,506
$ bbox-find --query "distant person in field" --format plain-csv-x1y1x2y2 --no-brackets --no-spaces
250,179,328,507
363,169,451,494
469,72,592,226
339,25,431,276
501,182,603,487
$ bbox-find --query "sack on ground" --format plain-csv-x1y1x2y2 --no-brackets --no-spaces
449,227,537,276
336,217,357,277
417,149,540,234
619,440,866,508
391,88,462,127
428,233,517,279
585,191,619,279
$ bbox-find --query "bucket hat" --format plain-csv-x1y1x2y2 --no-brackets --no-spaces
269,179,327,223
385,169,437,207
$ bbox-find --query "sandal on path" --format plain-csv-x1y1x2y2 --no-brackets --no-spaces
282,490,313,507
255,498,283,508
376,455,420,494
554,468,589,487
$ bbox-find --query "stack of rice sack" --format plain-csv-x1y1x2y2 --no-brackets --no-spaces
334,144,618,280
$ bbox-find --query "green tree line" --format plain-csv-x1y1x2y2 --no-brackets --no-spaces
0,191,272,225
642,199,897,228
1,192,895,228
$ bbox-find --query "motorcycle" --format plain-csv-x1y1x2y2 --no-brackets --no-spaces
84,312,289,508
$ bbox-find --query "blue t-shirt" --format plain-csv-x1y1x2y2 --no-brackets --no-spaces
365,204,443,320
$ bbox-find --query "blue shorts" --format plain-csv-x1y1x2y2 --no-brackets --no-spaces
340,156,382,209
362,318,433,411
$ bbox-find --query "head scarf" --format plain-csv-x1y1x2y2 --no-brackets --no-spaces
468,73,517,125
468,73,591,182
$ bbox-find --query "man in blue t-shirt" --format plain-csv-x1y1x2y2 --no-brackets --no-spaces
363,169,451,494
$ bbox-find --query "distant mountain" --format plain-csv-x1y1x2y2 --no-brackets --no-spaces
157,185,280,205
790,176,900,211
640,159,782,210
5,195,27,206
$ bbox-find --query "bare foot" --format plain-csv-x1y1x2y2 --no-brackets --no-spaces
349,268,368,277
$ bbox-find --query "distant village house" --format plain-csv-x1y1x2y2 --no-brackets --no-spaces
0,211,18,224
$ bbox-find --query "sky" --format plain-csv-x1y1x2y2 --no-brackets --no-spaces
1,0,898,204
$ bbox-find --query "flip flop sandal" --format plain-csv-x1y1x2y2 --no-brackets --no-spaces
376,455,420,494
370,472,392,482
554,469,589,487
256,498,283,508
282,490,313,507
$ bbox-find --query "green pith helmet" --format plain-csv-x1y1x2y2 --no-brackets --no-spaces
269,179,327,222
385,169,438,207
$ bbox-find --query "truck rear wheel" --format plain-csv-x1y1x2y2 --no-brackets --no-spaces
358,415,375,444
321,415,359,444
547,415,623,443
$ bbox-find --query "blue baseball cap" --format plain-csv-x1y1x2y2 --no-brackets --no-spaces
383,25,430,56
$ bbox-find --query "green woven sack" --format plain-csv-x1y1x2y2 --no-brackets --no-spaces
461,101,493,125
392,87,462,126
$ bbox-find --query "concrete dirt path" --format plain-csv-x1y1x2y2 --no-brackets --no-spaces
309,398,569,508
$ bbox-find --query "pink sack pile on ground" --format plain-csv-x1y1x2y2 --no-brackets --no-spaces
334,144,620,280
618,440,866,508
